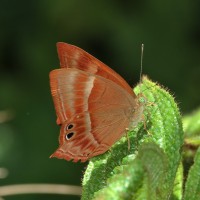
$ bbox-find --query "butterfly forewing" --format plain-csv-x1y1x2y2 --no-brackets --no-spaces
57,42,135,97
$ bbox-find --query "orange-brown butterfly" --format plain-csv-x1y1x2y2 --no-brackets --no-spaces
49,42,144,162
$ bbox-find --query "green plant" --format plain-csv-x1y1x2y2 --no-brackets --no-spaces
81,76,200,200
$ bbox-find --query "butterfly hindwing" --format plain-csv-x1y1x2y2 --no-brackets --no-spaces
49,68,139,162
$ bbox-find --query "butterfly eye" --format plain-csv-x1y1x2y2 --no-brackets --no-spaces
66,132,74,140
67,124,74,130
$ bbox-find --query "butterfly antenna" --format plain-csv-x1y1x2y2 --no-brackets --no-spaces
139,44,144,84
138,43,144,96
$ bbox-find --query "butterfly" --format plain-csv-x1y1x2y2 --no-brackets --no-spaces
49,42,144,162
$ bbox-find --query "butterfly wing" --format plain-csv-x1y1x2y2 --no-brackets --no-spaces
57,42,135,97
49,68,142,162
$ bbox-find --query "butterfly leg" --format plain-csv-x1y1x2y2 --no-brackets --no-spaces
125,129,130,151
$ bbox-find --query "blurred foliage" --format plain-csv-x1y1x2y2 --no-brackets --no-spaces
0,0,200,199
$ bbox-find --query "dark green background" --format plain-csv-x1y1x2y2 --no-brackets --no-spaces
0,1,199,199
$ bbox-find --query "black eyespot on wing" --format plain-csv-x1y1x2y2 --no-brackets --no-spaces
66,132,74,140
66,124,74,130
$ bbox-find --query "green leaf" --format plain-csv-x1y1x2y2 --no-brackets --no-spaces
183,147,200,200
170,162,183,200
93,143,167,200
81,76,183,200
